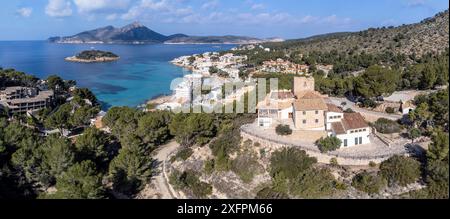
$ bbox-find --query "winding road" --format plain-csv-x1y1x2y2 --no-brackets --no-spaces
151,140,181,199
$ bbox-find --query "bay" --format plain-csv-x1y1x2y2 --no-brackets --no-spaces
0,41,234,109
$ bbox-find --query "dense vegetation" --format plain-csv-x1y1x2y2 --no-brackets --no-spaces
351,171,387,195
75,50,119,60
373,118,402,134
267,147,339,198
263,10,449,61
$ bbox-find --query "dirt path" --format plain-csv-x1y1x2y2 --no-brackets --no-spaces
151,140,180,199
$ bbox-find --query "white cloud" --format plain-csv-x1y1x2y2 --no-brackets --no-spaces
106,13,118,20
201,0,219,10
121,0,191,20
45,0,73,17
16,7,33,17
73,0,131,13
407,0,427,7
250,3,265,10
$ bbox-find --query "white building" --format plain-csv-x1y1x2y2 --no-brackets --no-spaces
257,90,295,128
327,111,371,147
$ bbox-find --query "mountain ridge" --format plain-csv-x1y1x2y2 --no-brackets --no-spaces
49,22,280,44
264,10,449,58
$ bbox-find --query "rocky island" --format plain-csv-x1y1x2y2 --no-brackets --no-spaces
65,50,120,63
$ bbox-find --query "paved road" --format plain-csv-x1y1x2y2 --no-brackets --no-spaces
151,140,180,199
328,97,402,121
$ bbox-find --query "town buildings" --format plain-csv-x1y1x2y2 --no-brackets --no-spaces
260,58,309,75
257,76,371,148
0,86,54,115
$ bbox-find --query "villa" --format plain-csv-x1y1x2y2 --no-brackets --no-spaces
257,76,371,147
0,86,54,115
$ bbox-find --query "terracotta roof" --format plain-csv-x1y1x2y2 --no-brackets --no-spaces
270,91,294,100
327,104,343,113
342,113,369,130
293,98,328,111
297,91,323,99
331,122,346,134
258,99,293,110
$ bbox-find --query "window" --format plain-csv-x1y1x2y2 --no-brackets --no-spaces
315,110,319,114
355,138,358,145
303,111,306,115
344,139,348,147
303,120,307,124
315,119,319,123
359,137,362,145
350,131,354,133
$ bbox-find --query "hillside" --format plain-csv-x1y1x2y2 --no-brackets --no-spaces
48,22,279,44
265,10,449,58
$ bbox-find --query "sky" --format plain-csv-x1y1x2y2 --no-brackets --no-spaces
0,0,448,40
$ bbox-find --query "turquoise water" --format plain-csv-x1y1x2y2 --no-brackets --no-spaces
0,41,234,109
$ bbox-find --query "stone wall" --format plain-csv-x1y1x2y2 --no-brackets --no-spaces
240,130,396,166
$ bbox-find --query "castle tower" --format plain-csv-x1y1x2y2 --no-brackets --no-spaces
293,77,315,97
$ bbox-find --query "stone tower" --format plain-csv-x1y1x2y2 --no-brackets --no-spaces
293,77,315,97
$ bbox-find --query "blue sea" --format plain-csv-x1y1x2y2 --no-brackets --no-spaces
0,41,234,109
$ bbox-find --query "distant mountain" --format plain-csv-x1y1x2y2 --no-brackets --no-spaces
49,22,280,44
164,35,264,44
265,10,449,57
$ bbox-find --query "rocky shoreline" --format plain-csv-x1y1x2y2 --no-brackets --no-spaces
65,56,120,63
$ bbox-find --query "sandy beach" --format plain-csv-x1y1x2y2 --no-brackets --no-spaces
147,94,173,106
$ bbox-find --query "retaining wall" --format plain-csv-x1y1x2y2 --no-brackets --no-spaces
240,129,402,166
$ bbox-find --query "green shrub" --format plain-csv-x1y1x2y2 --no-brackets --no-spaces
270,148,317,179
316,136,342,153
373,118,402,134
330,158,339,166
385,107,396,114
361,99,378,108
169,169,212,198
255,187,289,199
352,171,386,194
344,108,355,113
369,161,377,168
290,168,336,198
231,154,263,183
334,181,348,190
174,147,193,161
275,125,293,136
379,155,421,186
204,159,215,175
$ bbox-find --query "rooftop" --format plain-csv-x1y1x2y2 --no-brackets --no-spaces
342,113,369,130
293,98,328,111
327,103,343,113
270,91,294,100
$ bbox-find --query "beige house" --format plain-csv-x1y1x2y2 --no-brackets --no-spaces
291,77,328,130
256,76,371,147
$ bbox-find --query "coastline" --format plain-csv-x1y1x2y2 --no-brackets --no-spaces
147,94,173,105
